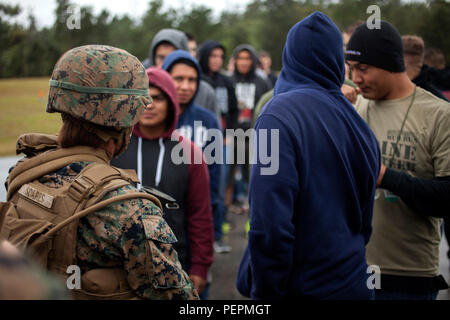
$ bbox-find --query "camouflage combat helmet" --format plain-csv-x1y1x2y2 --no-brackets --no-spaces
47,45,151,129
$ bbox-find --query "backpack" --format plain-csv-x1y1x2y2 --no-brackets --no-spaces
0,134,162,299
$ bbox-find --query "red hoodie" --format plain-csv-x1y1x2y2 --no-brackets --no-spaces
113,67,214,280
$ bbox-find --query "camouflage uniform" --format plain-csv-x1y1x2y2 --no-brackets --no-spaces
3,45,198,300
33,161,197,299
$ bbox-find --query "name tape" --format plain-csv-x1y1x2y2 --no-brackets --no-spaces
18,184,54,209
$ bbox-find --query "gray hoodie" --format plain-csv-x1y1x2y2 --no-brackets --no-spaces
142,29,189,68
142,28,220,121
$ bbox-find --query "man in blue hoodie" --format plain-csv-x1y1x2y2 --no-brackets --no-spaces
162,50,228,258
236,12,380,299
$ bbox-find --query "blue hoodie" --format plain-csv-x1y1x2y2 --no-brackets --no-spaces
236,12,380,299
162,50,223,207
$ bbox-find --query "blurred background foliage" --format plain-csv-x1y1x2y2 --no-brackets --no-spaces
1,0,449,77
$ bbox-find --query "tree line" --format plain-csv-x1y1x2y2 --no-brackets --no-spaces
1,0,449,78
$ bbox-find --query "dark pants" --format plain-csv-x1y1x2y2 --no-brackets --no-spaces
444,217,450,259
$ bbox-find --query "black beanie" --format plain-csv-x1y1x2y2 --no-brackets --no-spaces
345,21,405,73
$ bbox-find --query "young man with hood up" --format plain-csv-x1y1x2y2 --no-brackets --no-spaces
198,40,239,253
231,44,271,129
162,50,229,256
198,40,238,131
229,45,271,211
236,12,380,300
112,67,213,296
141,28,219,120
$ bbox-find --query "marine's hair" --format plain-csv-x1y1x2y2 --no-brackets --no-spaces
58,113,107,149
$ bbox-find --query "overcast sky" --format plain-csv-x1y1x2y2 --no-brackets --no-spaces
3,0,250,29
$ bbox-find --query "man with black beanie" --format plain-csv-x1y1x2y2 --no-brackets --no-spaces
346,21,450,300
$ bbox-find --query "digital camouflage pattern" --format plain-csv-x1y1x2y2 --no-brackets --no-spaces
35,160,198,300
47,45,151,128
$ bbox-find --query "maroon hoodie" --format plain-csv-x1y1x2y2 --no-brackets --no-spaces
112,67,213,280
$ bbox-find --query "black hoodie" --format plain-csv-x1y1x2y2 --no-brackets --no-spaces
198,40,239,130
231,44,271,130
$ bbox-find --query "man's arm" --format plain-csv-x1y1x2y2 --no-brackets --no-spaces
377,102,450,218
378,164,450,218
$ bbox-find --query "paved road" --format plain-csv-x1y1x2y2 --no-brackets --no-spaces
0,155,21,201
209,210,249,300
1,155,449,299
209,208,450,300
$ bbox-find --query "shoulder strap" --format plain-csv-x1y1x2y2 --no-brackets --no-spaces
30,192,162,250
29,161,162,250
7,146,110,200
67,163,141,205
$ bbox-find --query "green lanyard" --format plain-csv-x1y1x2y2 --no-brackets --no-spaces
367,86,417,164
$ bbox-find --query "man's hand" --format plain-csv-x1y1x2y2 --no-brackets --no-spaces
377,163,386,187
190,275,206,295
341,84,360,104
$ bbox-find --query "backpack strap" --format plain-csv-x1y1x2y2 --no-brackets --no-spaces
45,162,161,275
30,192,162,250
66,163,142,207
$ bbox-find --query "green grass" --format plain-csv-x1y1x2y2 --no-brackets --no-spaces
0,77,61,156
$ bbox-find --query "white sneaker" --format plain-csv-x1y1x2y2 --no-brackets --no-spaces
214,241,232,254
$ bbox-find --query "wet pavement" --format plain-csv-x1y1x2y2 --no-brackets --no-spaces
0,155,449,300
209,209,249,300
209,207,450,300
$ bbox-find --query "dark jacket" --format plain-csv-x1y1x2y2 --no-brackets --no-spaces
112,67,214,279
237,11,380,300
231,44,271,130
198,40,239,130
162,50,223,209
413,64,449,101
427,66,450,91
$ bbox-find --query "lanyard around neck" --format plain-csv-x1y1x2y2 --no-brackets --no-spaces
367,86,417,164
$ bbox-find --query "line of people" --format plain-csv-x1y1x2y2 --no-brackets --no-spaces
1,11,450,301
237,13,450,300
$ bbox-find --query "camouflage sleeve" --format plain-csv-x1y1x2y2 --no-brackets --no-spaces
119,199,199,300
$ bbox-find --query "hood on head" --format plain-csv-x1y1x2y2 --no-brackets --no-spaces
198,40,225,75
161,50,202,106
232,44,258,76
133,67,180,139
274,11,345,96
148,29,189,66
